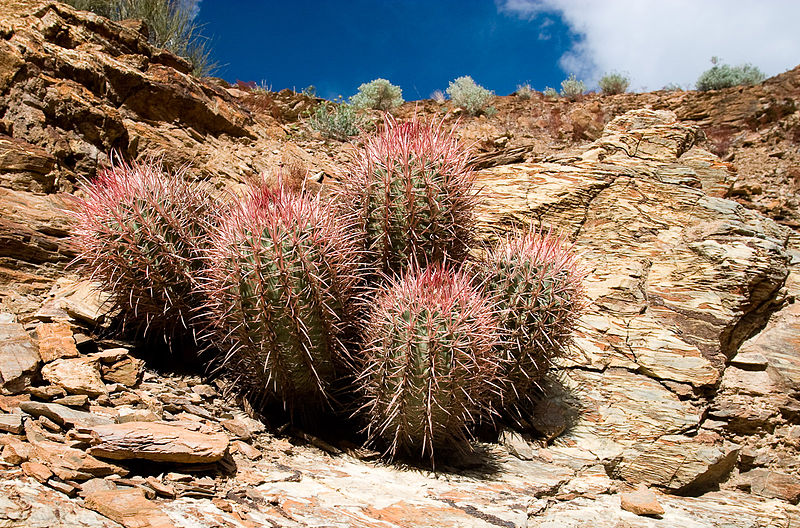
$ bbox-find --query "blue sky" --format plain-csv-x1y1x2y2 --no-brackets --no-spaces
195,1,800,100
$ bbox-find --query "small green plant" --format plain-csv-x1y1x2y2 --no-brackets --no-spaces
203,178,361,416
308,99,365,141
560,74,585,100
68,159,215,342
516,83,535,99
358,264,501,462
696,56,765,91
446,76,494,115
301,85,317,98
543,86,559,98
336,115,476,278
598,72,630,95
350,78,404,111
64,0,216,76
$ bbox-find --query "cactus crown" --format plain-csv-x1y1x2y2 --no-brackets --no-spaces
203,177,361,414
359,263,501,462
485,228,586,403
339,115,476,278
68,159,214,340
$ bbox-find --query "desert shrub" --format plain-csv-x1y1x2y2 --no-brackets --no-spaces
350,78,404,111
598,72,629,95
516,83,535,99
560,74,585,100
446,76,494,115
308,100,365,141
543,86,559,98
696,57,765,91
64,0,215,76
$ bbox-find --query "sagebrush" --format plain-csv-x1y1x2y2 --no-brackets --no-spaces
350,78,404,111
696,57,765,91
447,76,494,115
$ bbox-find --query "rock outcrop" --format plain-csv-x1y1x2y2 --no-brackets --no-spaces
1,1,799,526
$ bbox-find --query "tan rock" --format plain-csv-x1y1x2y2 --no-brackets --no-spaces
101,357,144,387
0,435,31,465
87,422,229,463
41,357,107,397
35,322,79,363
620,485,665,516
0,413,23,434
741,469,800,504
0,322,41,394
84,488,174,528
21,461,53,483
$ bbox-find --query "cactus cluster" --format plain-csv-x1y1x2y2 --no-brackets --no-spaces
69,114,585,464
67,160,213,342
201,179,361,414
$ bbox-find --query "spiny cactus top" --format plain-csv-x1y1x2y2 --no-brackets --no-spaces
338,115,476,278
202,178,362,416
67,159,214,340
485,228,586,403
358,263,502,462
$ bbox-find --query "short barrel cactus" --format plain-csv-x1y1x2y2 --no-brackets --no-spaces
202,178,361,415
483,229,585,407
358,264,502,462
68,159,215,342
337,115,476,278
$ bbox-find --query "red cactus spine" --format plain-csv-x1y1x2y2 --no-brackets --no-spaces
483,228,585,408
202,178,361,415
67,159,214,341
358,263,502,462
337,115,476,277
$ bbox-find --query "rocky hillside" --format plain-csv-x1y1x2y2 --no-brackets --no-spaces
1,2,800,526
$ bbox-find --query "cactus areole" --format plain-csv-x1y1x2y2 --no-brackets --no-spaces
204,180,360,415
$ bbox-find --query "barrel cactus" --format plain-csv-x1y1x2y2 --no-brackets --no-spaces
483,229,585,408
68,159,214,342
202,178,361,415
337,115,476,278
358,264,502,462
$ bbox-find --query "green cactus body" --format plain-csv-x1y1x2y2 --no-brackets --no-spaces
359,264,500,461
339,115,476,277
68,160,214,341
205,181,359,414
484,229,585,405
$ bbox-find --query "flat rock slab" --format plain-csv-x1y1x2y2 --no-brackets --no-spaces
30,439,127,481
19,401,114,429
41,357,107,397
84,488,173,528
87,422,229,463
620,486,665,516
0,322,41,394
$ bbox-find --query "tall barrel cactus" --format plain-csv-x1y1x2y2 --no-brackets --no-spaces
337,115,476,277
358,264,501,462
483,229,585,407
203,179,361,414
68,159,214,341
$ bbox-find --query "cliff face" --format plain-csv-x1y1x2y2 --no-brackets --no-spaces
1,2,800,526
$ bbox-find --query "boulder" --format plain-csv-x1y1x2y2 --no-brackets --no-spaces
87,422,229,463
0,322,41,394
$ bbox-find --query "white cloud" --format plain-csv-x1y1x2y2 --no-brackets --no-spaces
498,0,800,90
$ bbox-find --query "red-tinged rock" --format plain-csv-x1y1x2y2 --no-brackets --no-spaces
19,401,114,429
35,322,79,363
30,439,127,481
0,322,41,394
0,435,32,465
742,469,800,504
84,488,174,528
620,485,665,516
87,422,229,463
21,461,53,483
0,413,23,434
